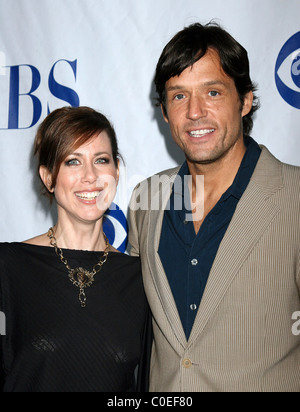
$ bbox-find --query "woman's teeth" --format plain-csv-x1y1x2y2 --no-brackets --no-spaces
75,191,101,200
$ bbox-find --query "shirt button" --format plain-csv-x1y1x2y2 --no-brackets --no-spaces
182,359,192,369
190,304,197,311
191,259,198,266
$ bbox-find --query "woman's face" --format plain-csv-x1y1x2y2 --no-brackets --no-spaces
44,132,119,225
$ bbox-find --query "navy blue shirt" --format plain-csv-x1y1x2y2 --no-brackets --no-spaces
158,137,262,339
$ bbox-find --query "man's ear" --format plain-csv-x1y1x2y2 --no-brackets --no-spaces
39,166,54,193
242,91,254,118
161,104,169,124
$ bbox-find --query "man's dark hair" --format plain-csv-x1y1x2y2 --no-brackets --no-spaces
154,22,260,135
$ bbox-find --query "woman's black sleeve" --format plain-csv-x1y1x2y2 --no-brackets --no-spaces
136,307,153,392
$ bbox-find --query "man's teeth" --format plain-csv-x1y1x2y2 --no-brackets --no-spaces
76,191,101,200
189,129,215,137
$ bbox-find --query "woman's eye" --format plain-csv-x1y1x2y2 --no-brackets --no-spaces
65,159,80,166
96,158,109,164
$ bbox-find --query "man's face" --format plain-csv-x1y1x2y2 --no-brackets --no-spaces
163,48,253,165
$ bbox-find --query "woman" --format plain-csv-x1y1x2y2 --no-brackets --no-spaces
0,106,149,392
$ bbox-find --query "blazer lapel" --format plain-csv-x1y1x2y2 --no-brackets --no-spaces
145,169,188,349
188,147,283,345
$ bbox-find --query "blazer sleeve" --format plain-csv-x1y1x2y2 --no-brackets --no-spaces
128,187,140,257
297,247,300,295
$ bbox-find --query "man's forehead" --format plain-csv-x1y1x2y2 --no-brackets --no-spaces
165,50,232,89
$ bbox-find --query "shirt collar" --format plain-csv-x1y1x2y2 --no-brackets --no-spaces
222,136,261,201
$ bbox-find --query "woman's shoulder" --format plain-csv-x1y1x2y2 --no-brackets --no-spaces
22,233,49,246
0,241,51,262
0,232,49,252
0,243,30,274
109,250,141,265
107,251,142,278
0,242,23,255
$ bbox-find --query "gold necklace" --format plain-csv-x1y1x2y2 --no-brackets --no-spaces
47,227,110,308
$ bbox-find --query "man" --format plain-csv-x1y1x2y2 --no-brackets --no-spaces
129,22,300,392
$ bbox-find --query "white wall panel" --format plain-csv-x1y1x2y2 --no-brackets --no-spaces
0,0,299,245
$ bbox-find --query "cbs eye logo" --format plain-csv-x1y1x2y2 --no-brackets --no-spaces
275,32,300,109
103,203,128,253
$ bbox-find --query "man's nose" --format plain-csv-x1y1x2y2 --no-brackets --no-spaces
187,95,208,120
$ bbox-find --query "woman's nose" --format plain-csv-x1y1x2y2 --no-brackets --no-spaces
81,163,97,184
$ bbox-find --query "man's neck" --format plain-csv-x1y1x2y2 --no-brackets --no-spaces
188,138,246,196
187,138,247,233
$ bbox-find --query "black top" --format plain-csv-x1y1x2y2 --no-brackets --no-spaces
0,242,149,392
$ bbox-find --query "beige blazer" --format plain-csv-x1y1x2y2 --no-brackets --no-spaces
129,146,300,392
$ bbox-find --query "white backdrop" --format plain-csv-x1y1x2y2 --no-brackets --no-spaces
0,0,299,247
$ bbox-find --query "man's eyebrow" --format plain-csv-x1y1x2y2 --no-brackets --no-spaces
166,85,185,92
166,80,227,92
203,80,227,87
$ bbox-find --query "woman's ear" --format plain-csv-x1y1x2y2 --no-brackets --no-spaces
116,159,120,185
39,166,54,193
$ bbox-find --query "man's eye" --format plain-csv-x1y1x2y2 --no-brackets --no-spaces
208,91,219,97
174,94,185,100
